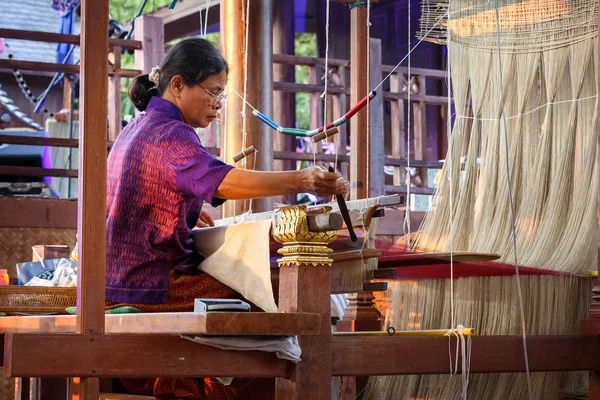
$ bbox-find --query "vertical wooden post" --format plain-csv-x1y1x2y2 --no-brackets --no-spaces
108,46,122,141
77,0,108,398
333,65,349,179
350,7,368,200
274,207,334,400
134,16,165,75
222,0,272,217
309,65,324,154
390,73,406,187
368,38,384,197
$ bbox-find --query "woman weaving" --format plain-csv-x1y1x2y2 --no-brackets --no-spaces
106,38,347,399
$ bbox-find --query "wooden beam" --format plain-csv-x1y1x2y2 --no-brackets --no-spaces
108,46,122,142
368,38,384,197
272,0,296,206
0,134,114,148
0,59,140,77
0,28,142,50
272,53,349,67
221,0,271,216
0,166,77,178
349,7,369,200
0,197,77,229
3,334,291,378
331,335,600,376
133,16,165,76
0,312,320,336
77,1,108,398
276,265,332,400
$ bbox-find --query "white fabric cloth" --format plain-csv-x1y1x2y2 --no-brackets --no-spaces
193,220,277,312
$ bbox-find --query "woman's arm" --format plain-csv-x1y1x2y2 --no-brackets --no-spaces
214,166,348,200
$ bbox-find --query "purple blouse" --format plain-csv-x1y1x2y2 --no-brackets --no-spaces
106,97,233,304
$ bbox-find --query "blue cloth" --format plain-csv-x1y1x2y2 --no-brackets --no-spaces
56,3,77,64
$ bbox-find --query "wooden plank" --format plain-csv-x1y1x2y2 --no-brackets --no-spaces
272,53,349,67
0,28,142,50
274,151,350,163
0,312,320,336
382,91,451,105
0,134,111,149
108,46,122,142
349,7,369,200
0,59,140,77
273,81,346,94
384,158,444,168
368,38,384,197
78,0,108,335
309,65,324,154
3,334,291,378
390,73,406,186
381,64,448,79
362,282,387,291
275,264,332,400
0,197,77,229
134,16,165,76
272,0,296,206
100,394,154,400
0,166,77,178
331,335,600,376
378,251,500,266
385,184,435,195
333,65,349,179
77,1,108,397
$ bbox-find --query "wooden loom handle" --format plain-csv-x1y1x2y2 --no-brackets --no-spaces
232,145,256,163
312,127,339,143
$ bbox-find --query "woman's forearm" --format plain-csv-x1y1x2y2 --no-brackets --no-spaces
215,169,302,200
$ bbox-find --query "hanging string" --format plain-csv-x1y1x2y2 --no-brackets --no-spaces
403,0,412,247
203,0,210,37
365,0,371,199
321,0,331,171
199,6,204,38
493,2,534,399
241,0,251,168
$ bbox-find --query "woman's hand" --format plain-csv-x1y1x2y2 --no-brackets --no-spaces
299,166,349,197
195,208,215,228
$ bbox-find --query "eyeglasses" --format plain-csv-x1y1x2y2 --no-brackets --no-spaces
198,84,227,106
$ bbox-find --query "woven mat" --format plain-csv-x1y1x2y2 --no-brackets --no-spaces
0,228,76,278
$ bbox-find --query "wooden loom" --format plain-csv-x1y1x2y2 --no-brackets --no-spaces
0,2,600,400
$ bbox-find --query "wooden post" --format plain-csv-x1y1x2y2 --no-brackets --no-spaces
221,0,273,217
349,7,368,200
272,0,296,180
333,65,349,179
108,46,122,141
77,0,108,398
390,72,406,187
274,206,335,400
368,38,384,197
309,65,324,154
134,16,165,75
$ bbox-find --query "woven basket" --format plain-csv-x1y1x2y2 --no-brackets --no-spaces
0,286,76,314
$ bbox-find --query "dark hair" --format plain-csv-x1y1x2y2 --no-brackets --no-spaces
128,38,228,111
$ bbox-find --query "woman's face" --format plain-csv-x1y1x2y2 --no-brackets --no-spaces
173,71,227,128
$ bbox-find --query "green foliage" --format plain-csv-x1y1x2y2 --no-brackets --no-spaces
294,33,317,130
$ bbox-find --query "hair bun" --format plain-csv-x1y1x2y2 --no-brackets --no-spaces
149,66,161,86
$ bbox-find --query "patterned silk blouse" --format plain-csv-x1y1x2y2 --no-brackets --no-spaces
106,96,233,304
